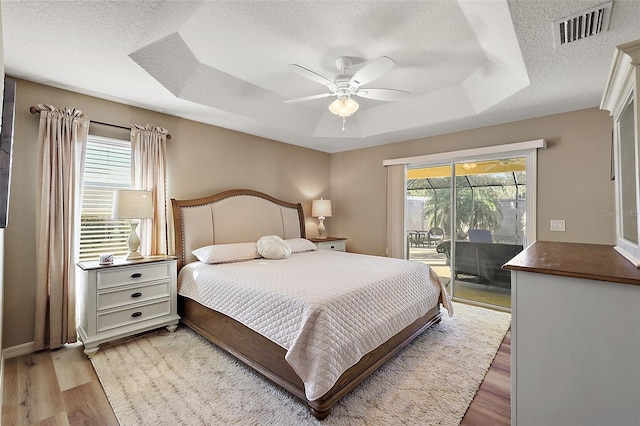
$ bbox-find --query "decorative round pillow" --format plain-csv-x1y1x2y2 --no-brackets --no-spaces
257,235,292,259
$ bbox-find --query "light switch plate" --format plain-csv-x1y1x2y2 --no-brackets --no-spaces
550,219,565,231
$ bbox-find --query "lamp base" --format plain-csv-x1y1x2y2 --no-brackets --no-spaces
126,250,144,261
317,217,327,239
126,220,143,260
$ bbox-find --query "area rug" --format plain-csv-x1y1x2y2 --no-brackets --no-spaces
91,302,510,425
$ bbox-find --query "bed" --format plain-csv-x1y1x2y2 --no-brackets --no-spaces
171,189,452,419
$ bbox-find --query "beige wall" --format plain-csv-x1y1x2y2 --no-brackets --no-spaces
2,78,330,348
330,108,615,256
1,78,616,348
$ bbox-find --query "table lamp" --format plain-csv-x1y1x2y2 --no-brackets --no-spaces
312,198,332,239
112,189,153,260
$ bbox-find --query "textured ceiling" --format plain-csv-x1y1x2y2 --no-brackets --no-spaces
3,0,640,153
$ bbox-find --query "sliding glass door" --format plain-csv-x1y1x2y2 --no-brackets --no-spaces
406,165,452,288
406,156,529,309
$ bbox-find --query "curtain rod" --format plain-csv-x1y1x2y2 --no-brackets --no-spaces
29,106,172,140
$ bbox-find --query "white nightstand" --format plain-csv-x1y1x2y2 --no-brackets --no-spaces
76,256,180,357
309,237,347,252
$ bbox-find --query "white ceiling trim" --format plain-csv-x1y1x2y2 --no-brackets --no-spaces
129,0,528,142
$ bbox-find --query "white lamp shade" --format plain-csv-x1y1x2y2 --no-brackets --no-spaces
112,190,153,219
328,97,359,117
312,199,332,218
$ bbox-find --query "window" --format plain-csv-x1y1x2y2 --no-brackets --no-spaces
78,135,131,261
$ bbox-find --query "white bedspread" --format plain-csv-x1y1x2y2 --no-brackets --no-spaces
178,250,452,401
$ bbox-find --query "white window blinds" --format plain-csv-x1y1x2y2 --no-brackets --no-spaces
79,135,131,261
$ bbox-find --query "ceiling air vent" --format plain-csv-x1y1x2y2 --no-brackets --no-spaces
553,1,612,48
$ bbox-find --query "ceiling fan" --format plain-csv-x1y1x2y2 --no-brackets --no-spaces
284,56,410,130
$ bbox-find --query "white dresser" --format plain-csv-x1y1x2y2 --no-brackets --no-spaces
309,237,347,252
76,256,180,356
504,242,640,426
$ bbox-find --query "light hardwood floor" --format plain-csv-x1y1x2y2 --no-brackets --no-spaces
2,344,118,425
2,331,510,425
461,331,511,426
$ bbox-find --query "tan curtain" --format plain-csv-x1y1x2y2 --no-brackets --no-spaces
386,164,406,259
35,104,89,351
131,124,169,255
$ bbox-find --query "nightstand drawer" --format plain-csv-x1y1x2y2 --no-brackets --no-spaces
97,281,170,311
317,240,346,251
97,300,171,332
96,263,171,289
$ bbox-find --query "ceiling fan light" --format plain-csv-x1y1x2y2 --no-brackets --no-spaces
328,97,359,117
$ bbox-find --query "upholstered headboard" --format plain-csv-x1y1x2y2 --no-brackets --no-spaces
171,189,306,270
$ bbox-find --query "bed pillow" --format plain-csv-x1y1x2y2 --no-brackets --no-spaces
192,242,260,264
284,238,318,253
257,235,292,260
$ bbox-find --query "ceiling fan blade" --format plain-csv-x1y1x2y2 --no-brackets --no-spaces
350,56,396,87
356,88,410,101
289,64,337,92
283,92,333,104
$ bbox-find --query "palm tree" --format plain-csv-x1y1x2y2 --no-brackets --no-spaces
423,186,503,239
471,197,503,231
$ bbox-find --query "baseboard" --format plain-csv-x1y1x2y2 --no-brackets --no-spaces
2,341,35,359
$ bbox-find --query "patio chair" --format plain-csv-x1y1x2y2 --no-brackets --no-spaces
427,227,445,247
415,231,427,247
408,231,419,247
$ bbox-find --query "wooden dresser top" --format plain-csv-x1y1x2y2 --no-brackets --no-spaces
503,241,640,286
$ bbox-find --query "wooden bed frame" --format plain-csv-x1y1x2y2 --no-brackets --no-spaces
171,189,443,419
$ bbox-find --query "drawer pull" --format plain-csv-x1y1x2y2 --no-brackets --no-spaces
131,312,143,318
130,292,142,298
331,245,335,249
131,273,142,278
